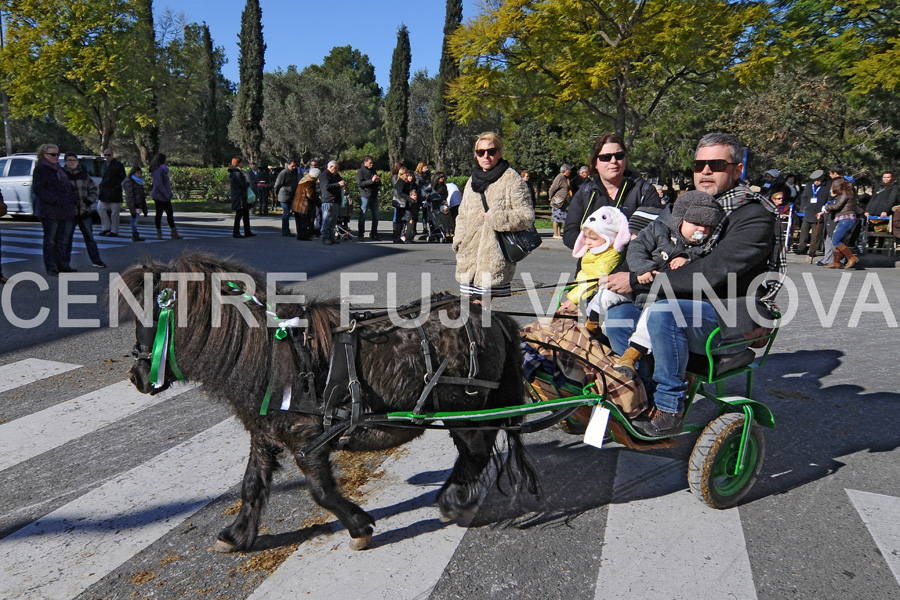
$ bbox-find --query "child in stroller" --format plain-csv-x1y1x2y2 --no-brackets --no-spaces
421,191,449,243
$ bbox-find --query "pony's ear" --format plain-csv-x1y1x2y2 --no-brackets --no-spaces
613,213,631,252
572,232,588,258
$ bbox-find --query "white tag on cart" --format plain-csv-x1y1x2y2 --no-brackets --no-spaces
583,406,610,449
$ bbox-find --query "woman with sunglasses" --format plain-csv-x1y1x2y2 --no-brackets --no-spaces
563,134,660,249
453,132,534,299
32,143,77,276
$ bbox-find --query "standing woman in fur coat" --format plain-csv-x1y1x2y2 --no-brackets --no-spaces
452,132,535,299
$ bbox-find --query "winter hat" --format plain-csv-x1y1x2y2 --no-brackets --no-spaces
671,190,725,231
765,169,780,178
572,206,630,258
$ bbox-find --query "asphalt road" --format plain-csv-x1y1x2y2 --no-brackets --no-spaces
1,213,899,600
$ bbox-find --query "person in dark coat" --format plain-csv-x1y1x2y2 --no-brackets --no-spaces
149,153,182,240
123,166,148,242
33,143,77,276
866,171,898,218
97,148,126,236
229,156,255,238
63,152,105,267
318,160,346,245
273,159,299,237
794,169,829,255
563,134,661,249
356,155,381,240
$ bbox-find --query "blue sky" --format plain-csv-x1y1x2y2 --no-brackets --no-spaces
160,0,481,90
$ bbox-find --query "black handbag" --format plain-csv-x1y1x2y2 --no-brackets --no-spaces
480,193,542,263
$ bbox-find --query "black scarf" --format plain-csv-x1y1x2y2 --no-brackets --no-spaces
470,159,510,193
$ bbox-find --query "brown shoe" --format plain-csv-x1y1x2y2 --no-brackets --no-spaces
634,406,684,437
823,256,842,269
0,276,8,284
837,244,859,269
614,346,644,380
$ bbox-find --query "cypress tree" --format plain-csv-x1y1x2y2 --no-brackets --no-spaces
384,25,411,167
133,0,159,165
433,0,462,172
201,24,221,167
236,0,265,165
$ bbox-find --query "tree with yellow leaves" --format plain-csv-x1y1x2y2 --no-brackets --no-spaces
448,0,773,147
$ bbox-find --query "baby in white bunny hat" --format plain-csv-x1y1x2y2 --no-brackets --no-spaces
559,206,631,312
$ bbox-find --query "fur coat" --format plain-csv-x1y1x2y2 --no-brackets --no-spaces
453,167,534,288
292,175,319,215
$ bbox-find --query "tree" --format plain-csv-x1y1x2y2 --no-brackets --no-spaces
407,70,438,165
433,0,463,171
235,0,265,164
0,0,150,150
384,25,411,167
448,0,773,147
260,67,371,163
132,0,160,165
201,24,222,167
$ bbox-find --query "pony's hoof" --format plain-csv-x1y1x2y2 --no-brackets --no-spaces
349,534,372,551
212,539,236,553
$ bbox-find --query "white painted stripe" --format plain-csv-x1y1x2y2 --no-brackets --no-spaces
846,489,900,586
0,417,248,600
0,358,80,393
249,429,471,600
0,235,142,250
0,380,197,472
0,256,26,265
0,244,44,255
595,452,757,600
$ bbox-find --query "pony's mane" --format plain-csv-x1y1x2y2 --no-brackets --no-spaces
120,252,341,398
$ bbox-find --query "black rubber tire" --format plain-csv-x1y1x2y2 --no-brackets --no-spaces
688,412,765,509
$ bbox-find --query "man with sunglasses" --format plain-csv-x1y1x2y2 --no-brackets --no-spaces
603,132,783,436
97,148,126,237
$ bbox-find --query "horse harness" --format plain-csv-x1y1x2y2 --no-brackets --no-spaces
140,284,514,456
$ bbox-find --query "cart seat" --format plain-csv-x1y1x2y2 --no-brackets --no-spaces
686,348,757,379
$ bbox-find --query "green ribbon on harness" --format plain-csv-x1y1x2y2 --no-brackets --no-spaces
225,281,291,415
150,288,185,388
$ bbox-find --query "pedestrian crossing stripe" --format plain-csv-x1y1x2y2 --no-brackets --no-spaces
847,489,900,587
0,417,248,600
0,358,80,393
0,379,197,472
596,452,758,599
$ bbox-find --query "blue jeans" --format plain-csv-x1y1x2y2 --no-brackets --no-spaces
320,202,337,241
607,300,730,414
358,196,379,237
71,216,102,265
280,202,292,235
832,218,856,247
41,218,74,274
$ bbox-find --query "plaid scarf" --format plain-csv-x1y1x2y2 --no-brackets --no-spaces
706,180,786,306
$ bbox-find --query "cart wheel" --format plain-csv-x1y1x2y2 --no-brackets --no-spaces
688,412,765,509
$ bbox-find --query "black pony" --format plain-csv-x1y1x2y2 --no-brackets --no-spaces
122,252,537,552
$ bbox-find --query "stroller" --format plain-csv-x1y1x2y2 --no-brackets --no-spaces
333,190,355,242
420,192,449,243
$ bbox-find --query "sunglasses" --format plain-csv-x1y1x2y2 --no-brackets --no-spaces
597,151,625,162
103,153,112,157
475,148,498,157
693,159,738,173
46,152,59,157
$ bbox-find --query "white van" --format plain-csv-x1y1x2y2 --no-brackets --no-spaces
0,153,104,215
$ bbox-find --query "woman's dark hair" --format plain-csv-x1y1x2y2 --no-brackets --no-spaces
588,134,626,175
832,178,854,197
431,171,446,188
149,153,166,172
129,166,142,176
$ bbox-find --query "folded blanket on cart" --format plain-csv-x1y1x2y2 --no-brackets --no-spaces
521,314,648,418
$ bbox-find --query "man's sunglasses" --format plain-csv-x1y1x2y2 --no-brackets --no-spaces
597,151,625,162
475,148,498,157
693,159,738,173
